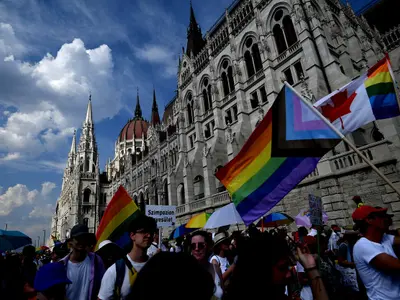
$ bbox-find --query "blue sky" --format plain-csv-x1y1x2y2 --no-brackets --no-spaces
0,0,381,243
0,0,233,242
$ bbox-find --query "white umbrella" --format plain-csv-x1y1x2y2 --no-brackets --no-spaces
204,203,244,229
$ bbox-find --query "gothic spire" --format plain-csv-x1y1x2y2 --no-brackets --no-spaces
151,89,160,126
135,87,143,119
69,129,76,155
186,1,206,57
85,94,93,124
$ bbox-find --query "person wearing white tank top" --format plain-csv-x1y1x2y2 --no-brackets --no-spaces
190,231,224,299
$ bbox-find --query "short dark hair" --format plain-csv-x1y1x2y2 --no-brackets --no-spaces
190,231,211,245
129,252,214,300
128,214,157,233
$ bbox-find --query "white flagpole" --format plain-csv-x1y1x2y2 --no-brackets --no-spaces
284,81,400,198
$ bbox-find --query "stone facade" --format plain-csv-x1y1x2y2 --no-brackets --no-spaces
51,0,400,239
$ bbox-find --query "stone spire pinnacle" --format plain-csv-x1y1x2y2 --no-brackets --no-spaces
135,87,143,119
151,88,160,126
186,1,205,57
85,94,93,124
70,129,76,155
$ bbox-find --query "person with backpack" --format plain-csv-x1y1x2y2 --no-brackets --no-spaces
98,215,157,300
60,224,105,300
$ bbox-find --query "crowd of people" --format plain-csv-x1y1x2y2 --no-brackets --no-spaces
0,204,399,300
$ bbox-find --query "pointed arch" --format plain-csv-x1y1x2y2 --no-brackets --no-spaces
219,58,235,96
163,179,169,205
200,76,213,113
270,8,298,55
83,188,91,203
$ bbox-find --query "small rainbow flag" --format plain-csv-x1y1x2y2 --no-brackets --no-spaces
216,85,340,225
315,54,400,134
96,186,141,250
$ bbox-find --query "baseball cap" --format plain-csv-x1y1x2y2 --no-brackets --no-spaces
34,262,71,292
352,205,388,221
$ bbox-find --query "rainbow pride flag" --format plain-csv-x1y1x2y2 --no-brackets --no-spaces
216,85,340,225
95,186,141,250
315,55,400,134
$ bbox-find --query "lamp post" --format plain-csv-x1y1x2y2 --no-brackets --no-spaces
37,236,40,248
4,223,7,230
43,230,46,247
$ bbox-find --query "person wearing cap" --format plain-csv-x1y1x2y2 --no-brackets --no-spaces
34,262,71,300
210,232,234,284
96,240,125,270
60,224,105,300
98,214,157,300
352,205,400,300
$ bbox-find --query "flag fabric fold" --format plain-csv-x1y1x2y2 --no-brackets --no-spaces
95,185,141,250
216,85,341,225
314,55,400,135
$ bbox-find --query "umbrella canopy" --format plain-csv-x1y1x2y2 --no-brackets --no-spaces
169,224,196,240
0,230,32,252
185,213,211,228
204,203,244,229
256,212,294,228
295,209,328,228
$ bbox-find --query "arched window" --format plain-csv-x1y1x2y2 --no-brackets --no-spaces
193,175,205,200
221,60,235,96
272,9,298,54
187,93,194,125
243,37,262,78
202,78,212,113
85,158,90,172
163,179,169,205
139,192,145,211
83,188,91,203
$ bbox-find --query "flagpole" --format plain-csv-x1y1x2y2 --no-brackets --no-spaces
284,82,400,198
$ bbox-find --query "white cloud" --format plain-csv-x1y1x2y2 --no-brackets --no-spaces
134,44,177,78
29,203,55,219
0,23,121,165
0,184,39,216
0,152,21,161
41,182,56,197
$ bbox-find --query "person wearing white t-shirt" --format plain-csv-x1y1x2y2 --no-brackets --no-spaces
210,231,234,284
98,215,157,300
352,205,400,300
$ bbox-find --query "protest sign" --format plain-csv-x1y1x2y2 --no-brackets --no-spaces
308,194,323,226
145,205,176,228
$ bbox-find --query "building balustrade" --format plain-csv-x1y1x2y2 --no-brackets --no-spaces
176,190,231,217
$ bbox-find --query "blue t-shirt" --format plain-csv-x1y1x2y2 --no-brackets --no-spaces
66,255,91,300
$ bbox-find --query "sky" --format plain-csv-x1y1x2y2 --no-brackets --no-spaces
0,0,381,245
0,0,234,244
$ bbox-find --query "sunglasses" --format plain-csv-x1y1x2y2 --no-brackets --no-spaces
191,242,206,250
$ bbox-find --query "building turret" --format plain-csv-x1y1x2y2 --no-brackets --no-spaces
186,1,206,57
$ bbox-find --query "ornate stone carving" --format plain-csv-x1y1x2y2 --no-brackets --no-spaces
226,123,236,144
203,143,211,158
194,97,200,110
300,76,315,102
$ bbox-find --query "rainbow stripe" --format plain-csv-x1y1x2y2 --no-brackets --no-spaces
216,86,340,225
365,55,399,119
95,186,141,250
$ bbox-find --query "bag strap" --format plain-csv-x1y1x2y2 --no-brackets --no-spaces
113,258,126,299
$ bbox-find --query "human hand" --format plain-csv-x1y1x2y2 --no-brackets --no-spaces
297,246,317,269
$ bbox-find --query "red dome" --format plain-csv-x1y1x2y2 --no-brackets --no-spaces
119,118,149,142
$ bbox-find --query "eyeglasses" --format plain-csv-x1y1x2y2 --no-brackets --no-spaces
135,229,156,235
191,242,206,250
